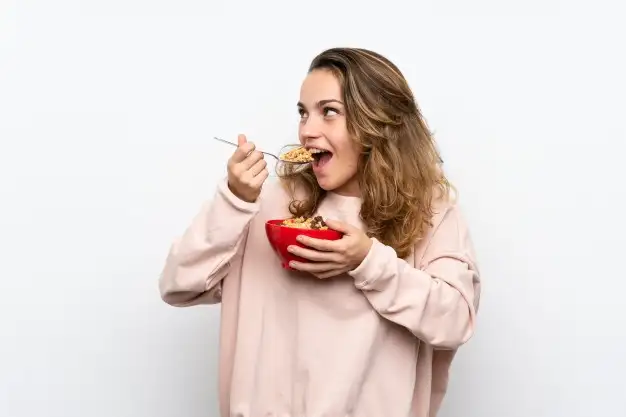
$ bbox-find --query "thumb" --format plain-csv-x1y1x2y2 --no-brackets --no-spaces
237,134,247,147
324,218,354,234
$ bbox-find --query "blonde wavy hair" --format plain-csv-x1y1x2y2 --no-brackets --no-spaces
277,47,451,259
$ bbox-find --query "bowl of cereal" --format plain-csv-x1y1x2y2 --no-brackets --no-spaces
265,216,343,270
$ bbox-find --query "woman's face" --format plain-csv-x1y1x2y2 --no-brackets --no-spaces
298,69,361,196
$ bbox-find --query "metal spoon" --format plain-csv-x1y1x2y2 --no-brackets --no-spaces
213,137,310,164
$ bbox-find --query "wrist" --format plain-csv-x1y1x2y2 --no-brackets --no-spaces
227,181,256,203
359,238,373,264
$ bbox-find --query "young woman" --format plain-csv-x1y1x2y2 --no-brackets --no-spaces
159,47,481,417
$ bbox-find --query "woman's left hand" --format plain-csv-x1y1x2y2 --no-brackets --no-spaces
287,219,373,279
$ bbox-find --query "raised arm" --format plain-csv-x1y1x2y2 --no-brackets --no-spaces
159,134,269,306
159,180,260,306
348,203,481,349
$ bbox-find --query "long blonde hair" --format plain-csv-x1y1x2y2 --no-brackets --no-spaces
278,47,450,258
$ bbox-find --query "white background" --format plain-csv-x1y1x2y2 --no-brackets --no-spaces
1,1,625,416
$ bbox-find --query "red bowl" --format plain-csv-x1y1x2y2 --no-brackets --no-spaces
265,219,343,270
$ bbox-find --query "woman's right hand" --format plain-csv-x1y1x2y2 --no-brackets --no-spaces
227,134,269,203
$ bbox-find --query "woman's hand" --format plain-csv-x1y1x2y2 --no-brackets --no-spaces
287,219,373,279
227,134,269,203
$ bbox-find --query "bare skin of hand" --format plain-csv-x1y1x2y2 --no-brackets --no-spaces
287,219,373,279
227,134,269,203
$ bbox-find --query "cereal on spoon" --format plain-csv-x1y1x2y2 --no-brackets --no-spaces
279,147,314,163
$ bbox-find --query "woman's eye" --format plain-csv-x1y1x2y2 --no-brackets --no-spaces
298,108,307,118
323,107,339,117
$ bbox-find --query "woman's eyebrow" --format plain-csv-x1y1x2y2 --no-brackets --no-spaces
297,99,344,109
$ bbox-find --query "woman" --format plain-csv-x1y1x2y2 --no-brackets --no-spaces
159,47,481,417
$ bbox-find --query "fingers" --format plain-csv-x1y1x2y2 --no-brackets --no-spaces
289,261,339,273
288,245,340,262
248,157,268,177
231,141,256,164
238,163,268,185
225,134,269,203
296,235,340,252
249,167,269,188
240,150,264,170
314,267,350,279
231,152,266,182
290,261,349,279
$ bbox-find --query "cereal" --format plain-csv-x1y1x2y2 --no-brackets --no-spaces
281,216,328,230
280,147,314,163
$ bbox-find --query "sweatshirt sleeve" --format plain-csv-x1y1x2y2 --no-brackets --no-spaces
348,203,481,349
159,179,261,307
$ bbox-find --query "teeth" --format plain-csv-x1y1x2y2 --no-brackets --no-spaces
308,148,327,154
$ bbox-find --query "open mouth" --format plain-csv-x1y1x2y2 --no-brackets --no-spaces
308,147,333,169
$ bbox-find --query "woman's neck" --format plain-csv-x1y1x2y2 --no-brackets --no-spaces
329,178,360,197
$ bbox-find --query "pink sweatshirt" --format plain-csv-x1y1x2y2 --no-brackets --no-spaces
159,178,481,417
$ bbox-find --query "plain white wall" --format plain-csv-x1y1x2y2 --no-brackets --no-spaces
1,1,625,416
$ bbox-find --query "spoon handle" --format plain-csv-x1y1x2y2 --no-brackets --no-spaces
213,137,279,161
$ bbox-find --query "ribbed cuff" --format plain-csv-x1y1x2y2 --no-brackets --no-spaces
217,178,261,214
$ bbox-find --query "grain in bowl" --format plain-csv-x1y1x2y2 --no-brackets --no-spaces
281,216,328,230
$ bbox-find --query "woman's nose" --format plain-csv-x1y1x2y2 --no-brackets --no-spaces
300,115,323,139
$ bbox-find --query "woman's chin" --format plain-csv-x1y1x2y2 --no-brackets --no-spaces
316,177,349,193
316,180,336,192
313,174,335,191
314,171,358,194
316,175,360,196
